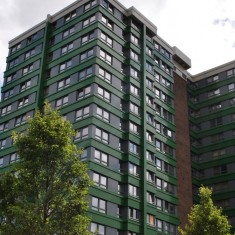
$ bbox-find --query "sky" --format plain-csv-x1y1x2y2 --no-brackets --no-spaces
1,0,235,89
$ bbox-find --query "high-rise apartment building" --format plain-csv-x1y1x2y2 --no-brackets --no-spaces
0,0,234,234
189,60,235,232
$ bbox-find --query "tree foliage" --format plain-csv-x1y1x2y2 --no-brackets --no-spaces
0,103,92,235
179,186,232,235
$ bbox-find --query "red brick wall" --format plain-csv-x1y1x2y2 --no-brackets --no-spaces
174,73,192,228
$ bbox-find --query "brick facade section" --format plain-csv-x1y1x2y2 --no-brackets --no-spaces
174,73,192,228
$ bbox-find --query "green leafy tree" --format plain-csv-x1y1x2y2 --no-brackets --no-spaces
179,186,232,235
0,103,92,235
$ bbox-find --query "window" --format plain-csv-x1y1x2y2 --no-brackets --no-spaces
146,46,152,56
130,67,139,78
96,106,109,122
10,153,19,163
146,95,153,106
0,158,3,167
146,131,154,143
8,58,19,68
49,37,55,46
3,88,14,100
214,165,227,175
77,86,91,99
130,84,139,96
79,66,92,80
146,170,154,183
100,32,113,47
129,122,138,133
163,109,174,123
90,222,105,235
95,127,108,143
156,220,163,232
83,15,96,27
64,10,76,22
155,88,160,98
147,214,155,226
99,67,111,83
160,47,171,59
129,184,138,197
146,112,154,124
93,172,107,188
23,64,33,74
129,163,139,176
0,139,7,149
228,83,235,92
146,62,153,73
154,72,160,82
25,48,35,59
156,177,162,189
230,98,235,105
164,181,176,194
57,77,70,90
91,196,106,213
80,149,88,161
18,96,29,108
161,62,171,74
11,43,21,53
161,93,172,105
165,201,176,215
55,96,68,108
74,127,89,140
146,78,153,90
163,162,175,176
81,31,95,44
84,0,97,11
6,73,16,84
212,182,228,192
94,149,108,165
163,126,173,138
129,142,138,154
131,50,139,62
59,60,72,72
212,149,226,159
61,42,73,54
211,133,224,143
131,34,139,45
209,103,222,111
147,192,155,204
80,47,94,61
154,56,160,65
20,80,31,91
101,15,113,29
132,20,140,31
100,49,112,64
63,26,75,38
154,41,159,50
15,114,27,126
207,75,219,83
226,68,235,77
129,207,139,220
27,33,37,44
165,222,177,234
76,106,90,120
163,143,175,157
156,198,163,210
161,77,172,89
98,86,110,102
146,150,154,162
130,102,139,115
102,0,114,13
208,89,220,98
210,117,222,127
0,122,8,133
